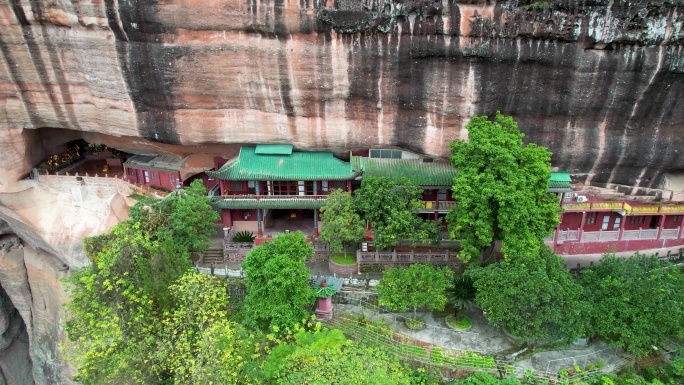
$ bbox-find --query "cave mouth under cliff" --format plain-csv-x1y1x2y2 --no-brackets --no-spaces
0,277,33,384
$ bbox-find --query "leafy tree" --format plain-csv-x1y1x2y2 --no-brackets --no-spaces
466,246,588,343
261,329,412,385
319,188,365,255
355,176,439,250
130,179,219,253
446,276,477,319
377,263,452,320
579,253,684,356
64,181,221,384
241,231,316,331
447,112,561,262
156,272,253,384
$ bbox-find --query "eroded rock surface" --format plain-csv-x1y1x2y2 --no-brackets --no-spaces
0,1,683,382
0,0,682,189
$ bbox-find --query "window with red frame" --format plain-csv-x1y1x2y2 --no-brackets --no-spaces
585,212,597,225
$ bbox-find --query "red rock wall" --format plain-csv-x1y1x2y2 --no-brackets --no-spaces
1,0,683,189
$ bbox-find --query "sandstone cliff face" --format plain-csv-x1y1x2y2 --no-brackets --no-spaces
0,0,683,189
0,1,683,382
0,178,132,385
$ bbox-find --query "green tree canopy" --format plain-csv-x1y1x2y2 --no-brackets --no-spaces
579,253,684,356
447,112,561,262
466,246,588,343
319,188,365,254
64,181,221,384
261,329,412,385
355,176,439,250
241,231,316,332
156,272,254,384
377,263,452,319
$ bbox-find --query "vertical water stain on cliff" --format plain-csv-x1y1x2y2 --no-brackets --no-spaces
392,33,429,154
8,0,70,129
273,0,299,140
344,33,382,146
107,0,180,144
41,25,82,131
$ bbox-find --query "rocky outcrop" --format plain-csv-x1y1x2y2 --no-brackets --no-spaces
0,177,132,385
0,1,683,189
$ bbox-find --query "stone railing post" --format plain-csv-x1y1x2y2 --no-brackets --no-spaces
357,249,361,274
410,250,414,262
392,250,396,262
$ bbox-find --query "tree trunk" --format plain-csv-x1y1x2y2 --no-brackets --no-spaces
480,241,497,265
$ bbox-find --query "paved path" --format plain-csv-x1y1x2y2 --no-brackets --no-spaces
333,303,632,378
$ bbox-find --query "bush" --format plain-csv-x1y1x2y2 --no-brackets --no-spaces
232,231,255,243
446,314,472,329
404,316,426,330
331,253,356,265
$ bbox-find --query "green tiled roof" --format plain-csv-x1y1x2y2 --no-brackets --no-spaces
209,196,327,209
351,157,457,186
207,147,357,181
255,144,293,155
550,172,571,182
548,172,572,192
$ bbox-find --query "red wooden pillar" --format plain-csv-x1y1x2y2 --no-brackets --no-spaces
618,214,627,240
313,209,319,237
656,215,667,239
578,212,587,242
257,209,263,236
346,180,352,192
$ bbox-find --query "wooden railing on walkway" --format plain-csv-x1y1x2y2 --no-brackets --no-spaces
552,226,682,244
223,240,331,262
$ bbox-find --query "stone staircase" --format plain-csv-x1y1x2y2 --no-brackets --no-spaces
196,247,225,265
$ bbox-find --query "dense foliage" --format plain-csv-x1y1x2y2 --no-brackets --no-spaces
262,329,413,384
377,263,452,319
446,276,478,318
319,188,365,254
355,175,439,249
447,112,561,262
65,181,220,384
466,246,588,343
241,231,316,332
579,253,684,356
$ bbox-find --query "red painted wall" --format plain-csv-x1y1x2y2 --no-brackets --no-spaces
351,150,369,157
422,189,437,201
555,237,684,255
124,166,180,190
220,209,232,226
231,209,257,221
559,212,583,230
623,215,656,230
583,212,621,232
185,172,219,191
664,215,683,229
214,156,228,169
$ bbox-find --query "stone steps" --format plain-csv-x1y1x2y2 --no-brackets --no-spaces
197,247,224,264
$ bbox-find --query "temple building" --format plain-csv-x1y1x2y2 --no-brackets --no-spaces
203,144,684,255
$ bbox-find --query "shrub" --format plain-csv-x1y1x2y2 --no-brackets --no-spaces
232,231,255,243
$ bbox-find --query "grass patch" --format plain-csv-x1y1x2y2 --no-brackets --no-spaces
331,252,356,265
128,193,147,201
446,314,472,329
